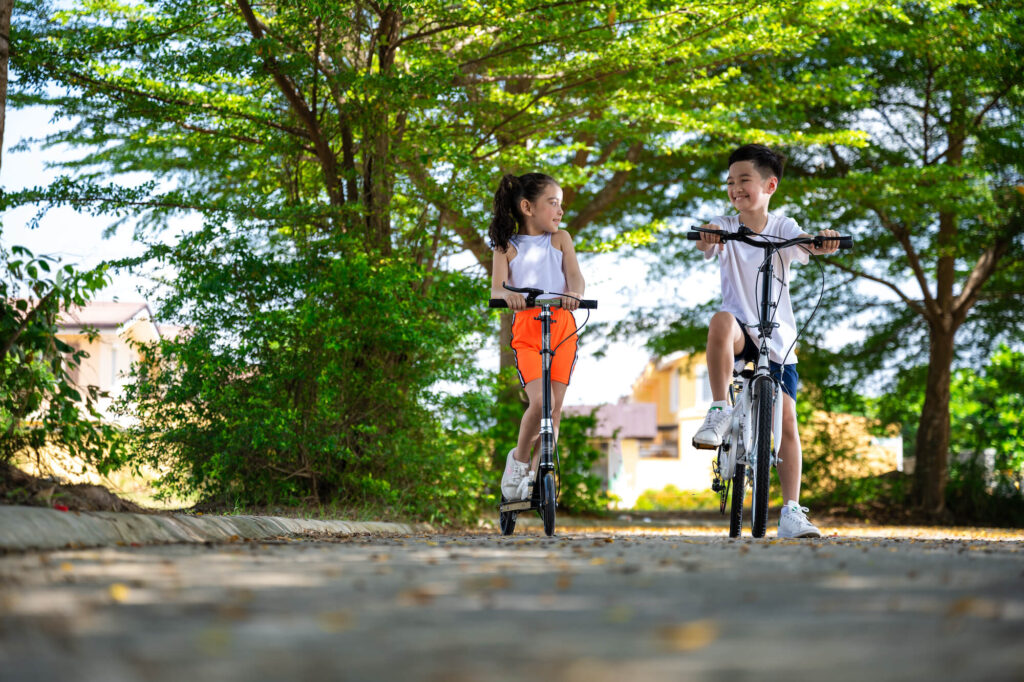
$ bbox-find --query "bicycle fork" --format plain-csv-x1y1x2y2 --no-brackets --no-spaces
537,305,555,476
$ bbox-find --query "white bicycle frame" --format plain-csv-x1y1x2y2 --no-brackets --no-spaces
721,356,784,475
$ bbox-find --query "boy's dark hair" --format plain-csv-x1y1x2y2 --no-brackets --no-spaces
728,144,785,181
488,172,558,251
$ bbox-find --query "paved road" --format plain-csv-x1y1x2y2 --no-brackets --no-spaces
1,519,1022,681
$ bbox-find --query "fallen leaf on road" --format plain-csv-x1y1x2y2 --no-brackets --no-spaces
604,604,634,623
657,619,720,652
108,583,130,603
318,610,355,633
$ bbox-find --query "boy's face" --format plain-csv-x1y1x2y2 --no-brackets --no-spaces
726,161,777,214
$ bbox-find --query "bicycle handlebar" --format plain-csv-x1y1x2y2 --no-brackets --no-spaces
687,227,853,250
489,298,597,309
489,283,597,309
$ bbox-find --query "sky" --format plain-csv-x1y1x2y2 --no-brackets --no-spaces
2,104,717,406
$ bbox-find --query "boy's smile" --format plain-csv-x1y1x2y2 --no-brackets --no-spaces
727,160,777,222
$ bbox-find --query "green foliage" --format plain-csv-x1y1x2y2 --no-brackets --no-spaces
634,484,721,512
554,409,614,515
0,243,119,470
944,346,1024,524
115,228,492,523
446,367,611,517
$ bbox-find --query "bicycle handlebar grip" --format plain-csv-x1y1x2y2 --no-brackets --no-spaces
687,231,702,240
839,236,854,249
489,298,598,309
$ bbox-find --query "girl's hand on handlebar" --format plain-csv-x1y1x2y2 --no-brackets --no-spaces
697,223,724,252
561,291,581,312
810,229,840,255
501,291,527,311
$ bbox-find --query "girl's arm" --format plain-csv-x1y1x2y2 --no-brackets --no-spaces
554,230,585,312
491,247,526,310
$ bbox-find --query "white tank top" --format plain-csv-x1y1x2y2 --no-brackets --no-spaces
507,233,566,300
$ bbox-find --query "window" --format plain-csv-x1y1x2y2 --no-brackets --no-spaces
110,346,118,386
696,365,713,405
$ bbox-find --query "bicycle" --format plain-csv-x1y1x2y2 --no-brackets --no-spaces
687,225,852,538
489,283,597,537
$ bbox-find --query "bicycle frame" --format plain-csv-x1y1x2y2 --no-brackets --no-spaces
489,285,597,536
690,225,852,537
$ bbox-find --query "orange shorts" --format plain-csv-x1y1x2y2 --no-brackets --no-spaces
510,306,578,387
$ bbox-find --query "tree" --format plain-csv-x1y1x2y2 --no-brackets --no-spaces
615,1,1023,517
8,1,891,510
778,1,1024,515
1,0,120,483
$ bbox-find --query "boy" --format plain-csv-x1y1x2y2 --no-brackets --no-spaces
692,144,838,539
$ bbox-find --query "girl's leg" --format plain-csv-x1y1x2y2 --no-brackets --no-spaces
514,378,543,464
777,392,802,503
527,381,568,471
707,312,748,401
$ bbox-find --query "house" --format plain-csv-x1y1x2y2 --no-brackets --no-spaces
574,350,903,508
57,301,163,421
562,401,658,509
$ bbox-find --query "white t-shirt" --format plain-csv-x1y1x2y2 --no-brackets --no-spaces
705,214,810,365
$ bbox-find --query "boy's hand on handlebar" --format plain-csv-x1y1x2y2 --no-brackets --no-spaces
811,229,840,255
697,223,724,252
561,291,581,312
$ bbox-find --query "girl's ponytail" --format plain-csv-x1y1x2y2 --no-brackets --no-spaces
488,172,557,251
489,174,521,252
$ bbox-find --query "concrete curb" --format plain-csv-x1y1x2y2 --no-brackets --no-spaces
0,505,427,552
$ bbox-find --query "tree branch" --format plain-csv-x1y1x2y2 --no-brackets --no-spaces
235,0,345,206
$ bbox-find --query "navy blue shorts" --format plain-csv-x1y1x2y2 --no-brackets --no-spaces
735,320,798,400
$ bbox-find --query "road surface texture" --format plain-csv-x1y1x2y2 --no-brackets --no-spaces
1,518,1022,681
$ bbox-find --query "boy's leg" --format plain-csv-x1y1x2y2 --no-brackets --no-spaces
776,382,820,538
693,312,748,448
707,311,748,400
777,391,802,503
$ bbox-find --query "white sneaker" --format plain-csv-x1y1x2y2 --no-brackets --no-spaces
500,449,529,500
516,470,536,501
777,500,821,538
692,406,732,449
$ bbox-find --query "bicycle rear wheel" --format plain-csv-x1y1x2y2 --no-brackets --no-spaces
729,462,745,538
750,378,773,538
499,497,517,536
541,472,556,537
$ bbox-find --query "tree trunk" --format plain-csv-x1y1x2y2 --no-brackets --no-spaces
0,0,13,173
913,322,956,516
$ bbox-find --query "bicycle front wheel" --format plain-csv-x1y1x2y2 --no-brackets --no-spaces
541,472,556,537
751,378,774,538
729,461,745,538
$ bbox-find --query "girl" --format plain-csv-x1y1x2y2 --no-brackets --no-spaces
489,173,586,501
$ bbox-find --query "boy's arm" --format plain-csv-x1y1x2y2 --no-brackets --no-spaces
491,247,526,310
695,222,724,255
555,230,584,312
801,229,840,256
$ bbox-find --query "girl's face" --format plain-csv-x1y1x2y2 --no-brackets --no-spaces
727,161,777,214
520,183,564,234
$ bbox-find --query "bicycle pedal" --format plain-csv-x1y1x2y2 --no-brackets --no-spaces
500,500,533,512
691,439,718,451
